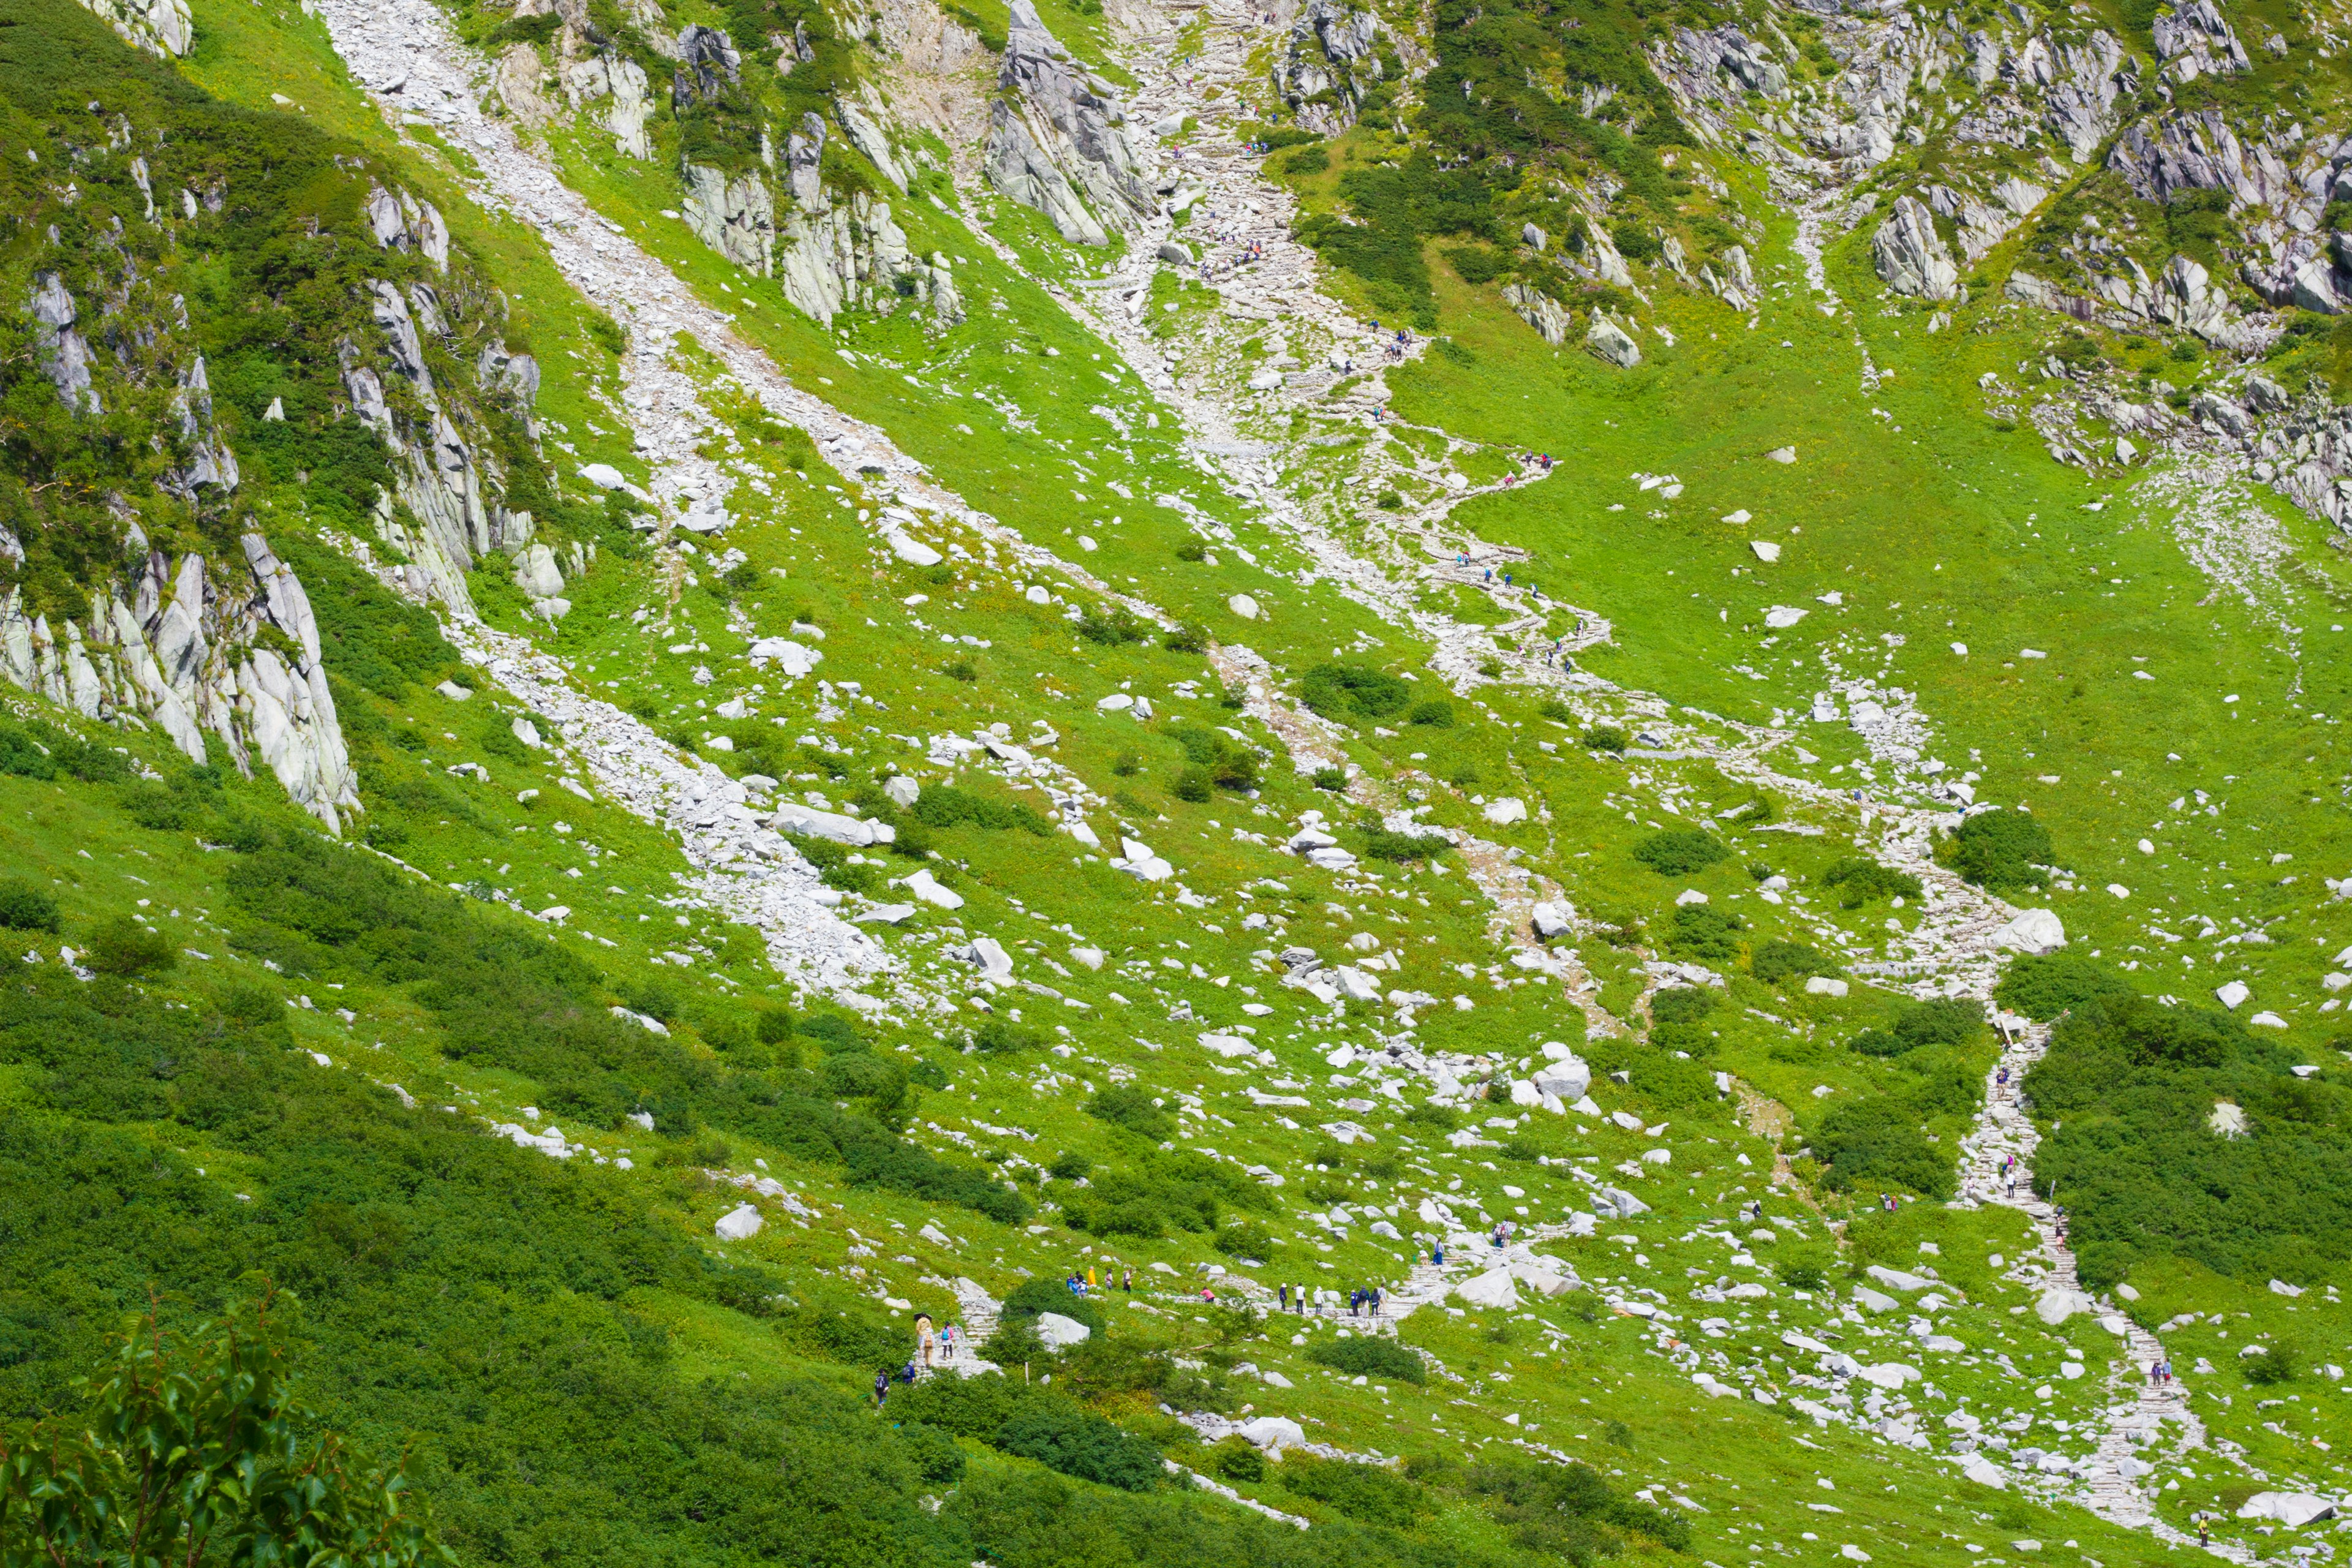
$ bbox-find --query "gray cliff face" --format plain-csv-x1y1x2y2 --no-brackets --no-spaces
682,162,778,274
72,0,191,57
1272,0,1385,134
1871,196,1961,301
0,539,360,832
984,0,1153,246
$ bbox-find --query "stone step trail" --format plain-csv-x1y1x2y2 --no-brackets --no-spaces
1952,1025,2248,1558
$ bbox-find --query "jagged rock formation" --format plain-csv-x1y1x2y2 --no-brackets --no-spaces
1,538,360,830
778,189,963,327
1501,284,1572,346
339,200,546,618
72,0,189,56
985,0,1153,246
2150,0,2249,81
1272,0,1385,134
1872,195,1961,301
1700,244,1758,312
682,162,779,274
28,272,100,415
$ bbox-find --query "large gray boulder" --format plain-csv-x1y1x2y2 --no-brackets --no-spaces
1871,197,1960,301
28,273,100,415
984,0,1153,245
1586,318,1642,368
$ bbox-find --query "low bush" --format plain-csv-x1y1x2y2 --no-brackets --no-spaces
1305,1335,1425,1385
0,877,61,933
1751,940,1831,985
1819,857,1923,907
1949,809,2055,891
1662,905,1743,962
1996,951,2132,1020
1298,664,1409,725
1634,829,1725,876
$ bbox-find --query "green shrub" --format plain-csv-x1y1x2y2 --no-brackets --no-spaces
1360,829,1445,863
1311,766,1348,791
1751,940,1831,985
973,1017,1044,1055
1047,1151,1091,1180
1001,1277,1107,1336
87,916,175,977
1404,1102,1457,1130
1405,699,1453,727
1648,986,1715,1027
1444,244,1505,283
1819,857,1923,907
1085,1085,1176,1141
1077,607,1150,646
2244,1347,2297,1385
1278,1454,1425,1526
1996,951,2132,1020
995,1394,1163,1492
1950,809,2055,891
1305,1335,1425,1384
1583,725,1629,753
1209,1435,1264,1482
1174,539,1208,562
0,877,61,933
1171,767,1213,803
1634,829,1725,876
912,784,1053,835
1814,1098,1953,1200
1663,905,1743,962
1298,663,1410,725
1161,622,1208,653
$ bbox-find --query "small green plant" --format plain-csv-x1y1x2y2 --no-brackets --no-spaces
1174,538,1208,562
1406,699,1454,728
1111,749,1143,777
2245,1346,2297,1385
1583,725,1628,753
1634,829,1726,876
0,876,61,932
1311,766,1348,791
1161,622,1208,653
87,916,176,977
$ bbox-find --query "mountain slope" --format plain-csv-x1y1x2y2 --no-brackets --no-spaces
6,0,2352,1560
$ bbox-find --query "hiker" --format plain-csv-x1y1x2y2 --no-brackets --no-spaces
873,1370,891,1409
1371,1287,1383,1315
1280,1283,1290,1312
916,1313,935,1370
1433,1242,1444,1267
1122,1267,1133,1292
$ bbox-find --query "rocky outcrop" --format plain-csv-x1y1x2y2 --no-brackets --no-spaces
2006,253,2257,351
673,24,740,107
2108,108,2302,213
2151,0,2249,80
682,163,778,274
1871,196,1960,301
1700,244,1758,311
835,92,908,189
73,0,190,56
364,182,451,271
1272,0,1385,134
985,0,1153,246
556,44,655,157
27,273,100,415
779,191,963,328
0,538,360,830
1923,178,2042,261
2245,232,2352,314
1586,317,1641,368
1670,26,1788,106
1500,284,1572,345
